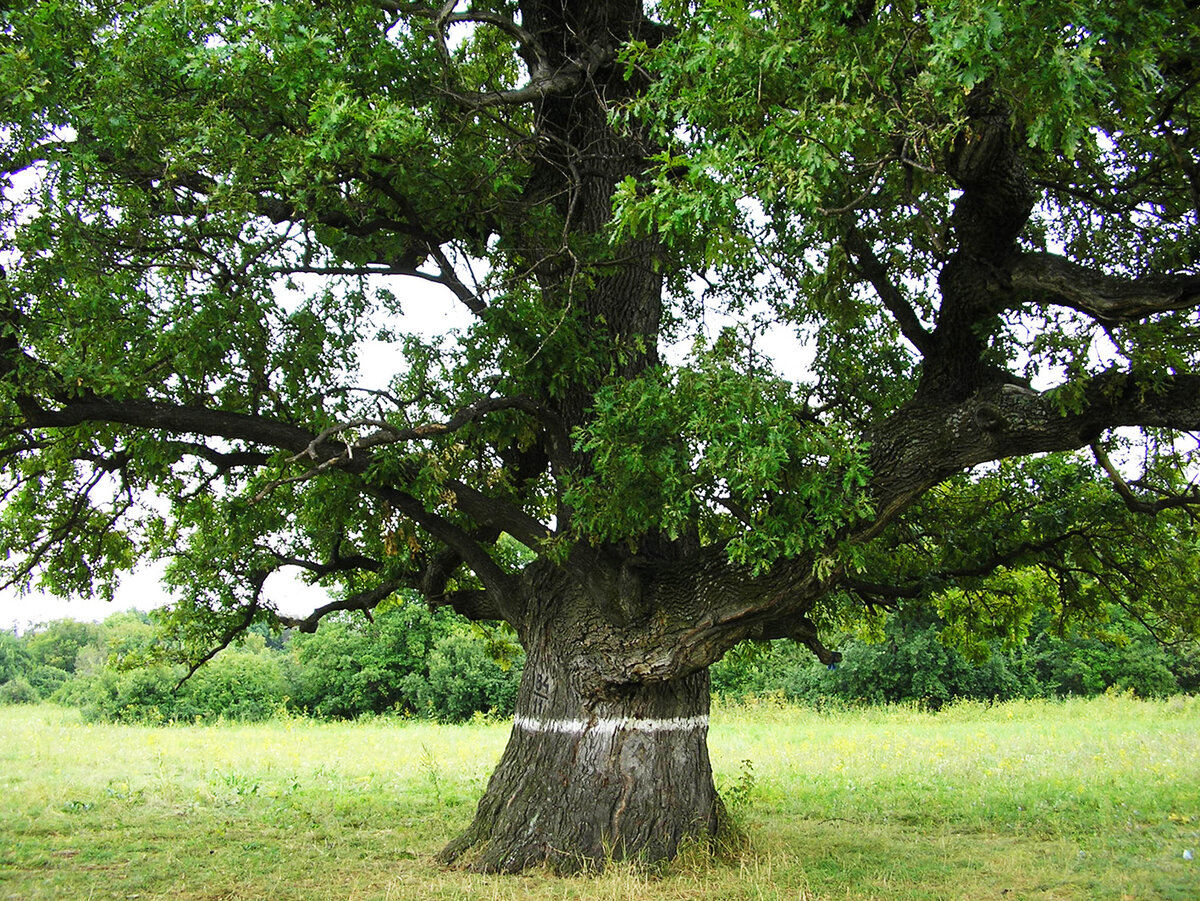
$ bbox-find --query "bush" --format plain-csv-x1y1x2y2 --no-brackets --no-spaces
0,632,30,684
180,646,291,722
419,631,522,721
26,664,72,700
289,602,453,717
24,619,101,674
817,625,1034,708
288,598,522,721
709,605,1197,709
76,644,290,724
76,664,182,724
1029,632,1180,698
0,676,39,704
1169,643,1200,693
711,640,823,700
61,595,525,724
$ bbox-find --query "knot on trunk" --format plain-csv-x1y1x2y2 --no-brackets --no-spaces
973,402,1006,432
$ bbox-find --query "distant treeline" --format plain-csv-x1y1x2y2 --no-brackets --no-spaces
0,598,521,723
1,597,1196,723
712,606,1200,708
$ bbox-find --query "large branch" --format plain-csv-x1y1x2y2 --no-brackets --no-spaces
279,579,406,633
434,588,507,621
418,542,509,621
368,483,522,620
78,126,490,318
348,394,565,454
12,390,532,617
919,88,1036,398
583,546,837,685
844,226,936,356
1091,443,1200,516
865,371,1200,534
20,386,555,543
1012,252,1200,324
443,67,585,109
625,370,1200,680
265,395,559,548
845,527,1092,606
16,396,314,453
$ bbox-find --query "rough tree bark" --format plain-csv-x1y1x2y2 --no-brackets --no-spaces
438,609,721,872
435,549,832,871
433,550,734,872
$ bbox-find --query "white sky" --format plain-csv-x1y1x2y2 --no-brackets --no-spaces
0,564,335,633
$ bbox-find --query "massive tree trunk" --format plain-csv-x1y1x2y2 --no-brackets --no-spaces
431,2,727,872
439,640,720,873
435,541,844,873
439,561,727,872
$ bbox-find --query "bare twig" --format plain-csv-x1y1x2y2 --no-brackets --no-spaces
1091,443,1200,515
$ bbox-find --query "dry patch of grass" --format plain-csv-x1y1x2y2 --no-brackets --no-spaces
1,696,1197,900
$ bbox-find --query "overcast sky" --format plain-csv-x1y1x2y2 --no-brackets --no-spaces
0,561,347,633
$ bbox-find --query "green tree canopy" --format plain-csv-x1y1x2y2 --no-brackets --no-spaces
1,0,1198,872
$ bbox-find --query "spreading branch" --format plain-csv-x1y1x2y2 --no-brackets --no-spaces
442,67,586,109
15,397,314,454
1091,443,1200,516
844,226,936,356
176,584,265,687
7,386,539,619
1012,253,1200,324
865,372,1200,536
279,579,406,633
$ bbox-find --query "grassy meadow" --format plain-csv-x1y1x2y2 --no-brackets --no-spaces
1,695,1197,900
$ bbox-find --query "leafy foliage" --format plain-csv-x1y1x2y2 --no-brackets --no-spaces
289,595,521,720
5,601,1190,715
23,618,100,673
569,348,873,568
713,604,1197,708
0,630,29,683
0,675,38,704
0,0,1198,755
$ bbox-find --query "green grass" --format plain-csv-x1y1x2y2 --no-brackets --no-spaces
1,695,1197,900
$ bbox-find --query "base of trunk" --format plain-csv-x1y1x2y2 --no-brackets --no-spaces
439,667,723,873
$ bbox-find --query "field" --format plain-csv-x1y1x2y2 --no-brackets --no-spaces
1,695,1198,900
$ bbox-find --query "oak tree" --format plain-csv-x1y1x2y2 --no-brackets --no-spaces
2,0,1199,872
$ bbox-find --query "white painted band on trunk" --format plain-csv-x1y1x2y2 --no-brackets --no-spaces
513,714,709,736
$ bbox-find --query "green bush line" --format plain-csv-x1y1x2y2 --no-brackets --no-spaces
712,607,1200,709
1,601,522,724
2,600,1196,723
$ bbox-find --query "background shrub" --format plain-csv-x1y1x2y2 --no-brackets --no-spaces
4,589,1191,722
0,631,30,684
419,631,521,721
711,605,1189,708
76,664,181,724
178,641,291,722
25,664,71,700
0,676,38,704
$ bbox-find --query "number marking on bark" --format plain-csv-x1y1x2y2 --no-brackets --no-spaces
513,715,709,736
